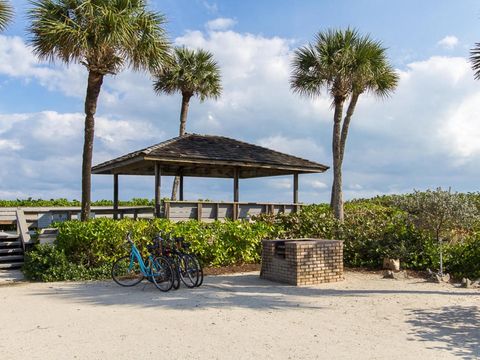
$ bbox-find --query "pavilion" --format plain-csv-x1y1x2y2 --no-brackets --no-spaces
92,134,329,220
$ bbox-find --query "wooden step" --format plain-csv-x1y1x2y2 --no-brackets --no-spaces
0,233,20,240
0,241,21,248
0,255,24,262
0,262,23,269
0,248,22,255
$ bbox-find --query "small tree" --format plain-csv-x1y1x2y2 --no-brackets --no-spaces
393,188,478,275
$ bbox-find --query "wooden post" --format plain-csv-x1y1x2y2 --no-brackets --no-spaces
233,168,239,203
293,173,299,204
197,203,202,221
179,174,184,201
233,168,239,220
154,163,161,217
113,174,119,220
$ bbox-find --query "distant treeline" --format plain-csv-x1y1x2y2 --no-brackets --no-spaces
0,198,154,207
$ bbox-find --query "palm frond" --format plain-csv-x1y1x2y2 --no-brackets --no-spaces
153,46,222,101
27,0,170,74
470,43,480,80
0,0,13,31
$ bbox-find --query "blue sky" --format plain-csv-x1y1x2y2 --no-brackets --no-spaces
1,0,480,203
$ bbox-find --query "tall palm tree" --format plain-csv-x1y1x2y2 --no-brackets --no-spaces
28,0,171,221
153,46,222,200
291,29,398,221
0,0,13,31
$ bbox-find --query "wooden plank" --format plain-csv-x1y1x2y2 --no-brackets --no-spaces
200,204,215,219
16,209,31,248
0,220,16,225
165,202,170,220
197,203,202,221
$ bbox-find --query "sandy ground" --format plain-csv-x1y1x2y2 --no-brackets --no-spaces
0,271,479,360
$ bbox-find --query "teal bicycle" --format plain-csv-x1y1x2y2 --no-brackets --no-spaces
111,233,174,292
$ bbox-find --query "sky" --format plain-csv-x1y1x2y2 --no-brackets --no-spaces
1,0,480,203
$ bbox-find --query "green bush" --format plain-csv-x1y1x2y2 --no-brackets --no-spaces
23,244,111,282
22,194,480,281
444,233,480,279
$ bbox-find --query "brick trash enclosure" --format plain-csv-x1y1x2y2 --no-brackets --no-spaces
260,239,344,285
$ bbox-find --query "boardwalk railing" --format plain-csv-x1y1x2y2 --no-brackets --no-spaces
0,206,154,229
162,201,301,222
1,202,302,229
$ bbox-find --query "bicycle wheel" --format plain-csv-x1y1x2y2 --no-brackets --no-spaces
178,254,200,288
151,256,175,292
170,258,181,290
112,255,144,287
190,254,204,287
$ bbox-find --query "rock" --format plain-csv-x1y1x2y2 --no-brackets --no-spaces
428,272,450,283
383,270,395,279
383,258,400,271
383,270,409,280
461,278,472,288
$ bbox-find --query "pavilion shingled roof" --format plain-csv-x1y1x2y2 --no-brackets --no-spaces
92,134,328,178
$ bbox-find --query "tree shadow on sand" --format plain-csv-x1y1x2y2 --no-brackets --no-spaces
406,306,480,359
29,273,479,311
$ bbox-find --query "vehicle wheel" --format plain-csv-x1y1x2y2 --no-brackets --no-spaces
178,254,200,288
192,255,204,287
112,255,144,287
170,259,181,290
151,256,175,292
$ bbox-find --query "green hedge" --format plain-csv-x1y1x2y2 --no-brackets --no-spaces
23,217,279,281
22,201,480,282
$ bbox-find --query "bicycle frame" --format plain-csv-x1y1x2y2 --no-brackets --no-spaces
127,237,158,277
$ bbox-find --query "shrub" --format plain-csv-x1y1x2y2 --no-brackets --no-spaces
23,244,111,282
22,193,480,281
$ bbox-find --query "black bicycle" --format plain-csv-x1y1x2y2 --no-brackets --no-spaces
152,233,202,289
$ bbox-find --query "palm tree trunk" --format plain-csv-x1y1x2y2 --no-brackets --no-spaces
330,97,345,222
339,92,359,163
171,93,191,200
80,71,104,221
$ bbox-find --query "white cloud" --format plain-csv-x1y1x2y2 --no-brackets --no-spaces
269,178,292,190
0,35,86,97
437,35,459,50
3,27,480,201
206,17,237,31
304,179,327,189
0,139,22,151
258,135,327,164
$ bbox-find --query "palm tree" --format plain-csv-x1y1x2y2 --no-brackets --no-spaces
28,0,171,221
0,0,13,31
291,29,398,221
153,46,222,200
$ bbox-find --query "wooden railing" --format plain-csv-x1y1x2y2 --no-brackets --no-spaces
162,201,301,222
1,202,302,229
0,206,154,229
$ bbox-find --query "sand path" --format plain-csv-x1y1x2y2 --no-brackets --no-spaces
0,271,478,359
